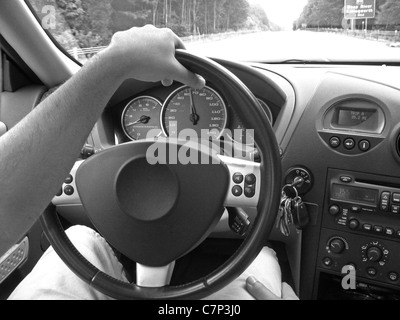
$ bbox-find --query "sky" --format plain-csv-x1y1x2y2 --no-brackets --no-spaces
249,0,309,30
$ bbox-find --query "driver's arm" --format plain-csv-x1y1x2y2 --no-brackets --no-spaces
0,25,205,257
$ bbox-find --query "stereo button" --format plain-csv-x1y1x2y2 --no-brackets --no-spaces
329,205,340,216
391,205,400,214
374,226,383,233
348,219,359,230
381,192,390,201
380,192,391,212
393,193,400,203
380,203,389,212
363,224,372,231
385,228,394,236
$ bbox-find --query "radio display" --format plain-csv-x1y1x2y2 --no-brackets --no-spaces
331,184,378,205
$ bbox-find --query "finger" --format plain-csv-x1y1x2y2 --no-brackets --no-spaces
161,79,174,87
172,32,187,50
281,282,299,300
170,59,206,89
246,276,280,300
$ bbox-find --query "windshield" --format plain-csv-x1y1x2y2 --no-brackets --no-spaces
27,0,400,64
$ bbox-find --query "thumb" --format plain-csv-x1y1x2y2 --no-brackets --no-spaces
170,59,206,89
281,282,299,300
246,276,280,300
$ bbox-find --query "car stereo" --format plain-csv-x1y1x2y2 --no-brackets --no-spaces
317,169,400,291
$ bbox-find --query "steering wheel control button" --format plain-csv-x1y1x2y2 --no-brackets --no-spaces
244,187,255,198
329,137,341,148
359,140,371,152
64,185,74,196
56,188,63,197
232,173,244,184
64,174,73,184
245,174,256,185
344,138,355,150
232,186,243,197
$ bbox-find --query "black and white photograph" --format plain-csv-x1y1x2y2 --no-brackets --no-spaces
1,0,400,308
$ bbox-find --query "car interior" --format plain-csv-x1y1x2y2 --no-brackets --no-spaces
1,0,400,300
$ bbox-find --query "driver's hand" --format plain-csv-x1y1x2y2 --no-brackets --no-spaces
105,25,205,89
246,276,299,300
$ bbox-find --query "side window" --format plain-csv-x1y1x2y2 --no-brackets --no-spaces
0,48,6,137
0,48,3,91
0,37,45,134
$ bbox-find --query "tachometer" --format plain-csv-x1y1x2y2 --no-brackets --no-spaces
121,96,163,141
161,86,227,139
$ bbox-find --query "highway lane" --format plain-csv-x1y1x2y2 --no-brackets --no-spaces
184,31,400,63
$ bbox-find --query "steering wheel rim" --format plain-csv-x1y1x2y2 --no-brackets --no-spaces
40,50,282,300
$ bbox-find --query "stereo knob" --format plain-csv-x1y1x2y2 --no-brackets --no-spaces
367,246,383,262
348,219,359,230
329,238,346,254
329,205,340,216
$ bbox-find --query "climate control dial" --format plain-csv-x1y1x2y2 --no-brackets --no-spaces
361,241,389,265
366,246,382,262
326,236,348,254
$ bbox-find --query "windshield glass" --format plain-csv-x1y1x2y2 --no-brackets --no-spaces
27,0,400,64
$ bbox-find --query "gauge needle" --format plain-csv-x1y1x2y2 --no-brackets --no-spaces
189,89,200,125
126,115,151,127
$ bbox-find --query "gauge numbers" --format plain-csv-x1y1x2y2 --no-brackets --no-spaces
229,99,273,145
122,96,163,141
161,86,227,139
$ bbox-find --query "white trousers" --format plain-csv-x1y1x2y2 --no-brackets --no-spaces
9,225,282,300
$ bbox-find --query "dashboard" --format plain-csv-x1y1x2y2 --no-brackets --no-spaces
52,58,400,300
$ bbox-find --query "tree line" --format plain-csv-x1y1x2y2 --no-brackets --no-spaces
30,0,272,50
295,0,400,31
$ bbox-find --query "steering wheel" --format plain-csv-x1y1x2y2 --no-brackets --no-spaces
40,50,282,300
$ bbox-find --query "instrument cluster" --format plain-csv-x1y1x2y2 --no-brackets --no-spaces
119,84,274,145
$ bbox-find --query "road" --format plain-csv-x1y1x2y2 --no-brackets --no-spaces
184,31,400,63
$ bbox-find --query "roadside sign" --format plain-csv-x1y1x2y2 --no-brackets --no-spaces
344,0,376,19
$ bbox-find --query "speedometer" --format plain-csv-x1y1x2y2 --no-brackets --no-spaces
161,86,227,139
121,96,163,141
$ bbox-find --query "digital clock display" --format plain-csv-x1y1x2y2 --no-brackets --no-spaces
337,108,376,127
331,184,378,205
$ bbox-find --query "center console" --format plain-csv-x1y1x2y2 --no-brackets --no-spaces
315,169,400,298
